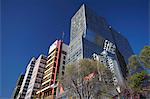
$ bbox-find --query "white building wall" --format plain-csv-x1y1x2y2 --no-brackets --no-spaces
48,40,58,54
59,43,68,74
25,55,47,99
17,57,36,99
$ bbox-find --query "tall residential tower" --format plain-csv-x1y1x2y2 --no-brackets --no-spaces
12,74,24,99
25,55,47,99
37,40,68,99
17,57,36,99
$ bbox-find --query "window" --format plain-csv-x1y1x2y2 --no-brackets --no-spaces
48,55,51,60
52,68,55,73
62,66,65,70
42,82,50,88
38,68,43,73
54,63,56,67
63,56,66,59
55,52,57,56
62,71,64,75
55,81,57,84
62,51,67,55
51,74,54,79
54,57,57,61
40,61,46,65
63,61,65,65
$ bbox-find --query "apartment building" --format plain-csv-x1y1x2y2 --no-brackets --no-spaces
36,40,68,99
12,74,24,99
17,57,36,99
25,55,47,99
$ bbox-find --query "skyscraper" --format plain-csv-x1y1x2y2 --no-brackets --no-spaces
36,40,68,99
17,57,36,99
67,4,133,87
12,74,24,99
25,55,47,99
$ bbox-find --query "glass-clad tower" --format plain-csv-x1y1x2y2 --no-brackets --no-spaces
67,4,133,86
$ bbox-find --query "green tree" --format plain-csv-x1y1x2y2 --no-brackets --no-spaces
128,55,141,71
128,71,147,93
128,46,150,70
127,46,150,96
140,46,150,68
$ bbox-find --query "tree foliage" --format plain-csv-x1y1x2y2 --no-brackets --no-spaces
60,59,115,99
128,46,150,70
127,46,150,94
128,71,147,93
128,55,141,71
140,46,150,68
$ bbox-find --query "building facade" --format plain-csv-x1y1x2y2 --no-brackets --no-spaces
25,55,47,99
17,57,36,99
36,40,68,99
12,74,24,99
67,4,133,87
93,50,123,95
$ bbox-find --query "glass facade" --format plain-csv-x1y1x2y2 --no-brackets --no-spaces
67,4,133,85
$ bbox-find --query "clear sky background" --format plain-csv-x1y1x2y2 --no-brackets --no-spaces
1,0,149,98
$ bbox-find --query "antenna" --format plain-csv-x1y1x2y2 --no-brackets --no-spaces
61,32,65,41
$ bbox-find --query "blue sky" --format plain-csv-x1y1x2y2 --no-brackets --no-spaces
1,0,149,98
